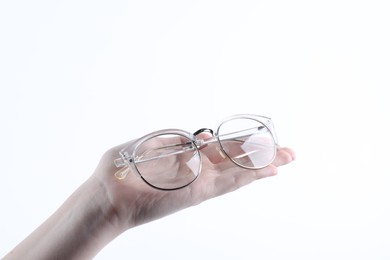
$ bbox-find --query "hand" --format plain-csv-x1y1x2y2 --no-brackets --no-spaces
93,134,296,229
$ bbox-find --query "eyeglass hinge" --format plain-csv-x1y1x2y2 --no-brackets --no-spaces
114,152,132,167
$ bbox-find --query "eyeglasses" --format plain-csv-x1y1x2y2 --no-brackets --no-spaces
114,114,279,190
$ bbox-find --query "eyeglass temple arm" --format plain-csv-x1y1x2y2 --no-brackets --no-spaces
115,126,276,167
114,142,198,167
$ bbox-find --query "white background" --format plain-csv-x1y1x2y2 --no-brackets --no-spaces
1,1,389,259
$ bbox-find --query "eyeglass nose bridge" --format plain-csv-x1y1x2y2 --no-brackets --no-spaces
193,128,217,149
192,127,227,160
193,128,214,136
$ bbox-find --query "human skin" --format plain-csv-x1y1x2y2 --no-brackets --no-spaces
4,136,295,260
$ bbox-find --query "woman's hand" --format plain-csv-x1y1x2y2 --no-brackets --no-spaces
94,136,295,229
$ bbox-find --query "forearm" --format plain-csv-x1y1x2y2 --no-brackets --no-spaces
4,176,126,260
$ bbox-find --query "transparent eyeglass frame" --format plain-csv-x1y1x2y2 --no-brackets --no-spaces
114,114,279,190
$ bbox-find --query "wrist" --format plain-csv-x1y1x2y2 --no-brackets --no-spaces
73,176,128,255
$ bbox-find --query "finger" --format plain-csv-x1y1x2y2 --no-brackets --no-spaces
271,147,296,167
196,132,226,164
200,147,295,197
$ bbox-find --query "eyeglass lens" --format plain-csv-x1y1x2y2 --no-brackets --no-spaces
217,118,276,169
134,134,201,190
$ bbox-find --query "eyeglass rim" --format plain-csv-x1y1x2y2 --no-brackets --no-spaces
135,130,202,190
215,114,278,170
215,114,277,141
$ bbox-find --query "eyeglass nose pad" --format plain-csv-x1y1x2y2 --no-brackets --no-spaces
216,146,227,159
114,167,130,180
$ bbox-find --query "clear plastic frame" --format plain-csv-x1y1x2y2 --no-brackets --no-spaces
114,114,279,190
